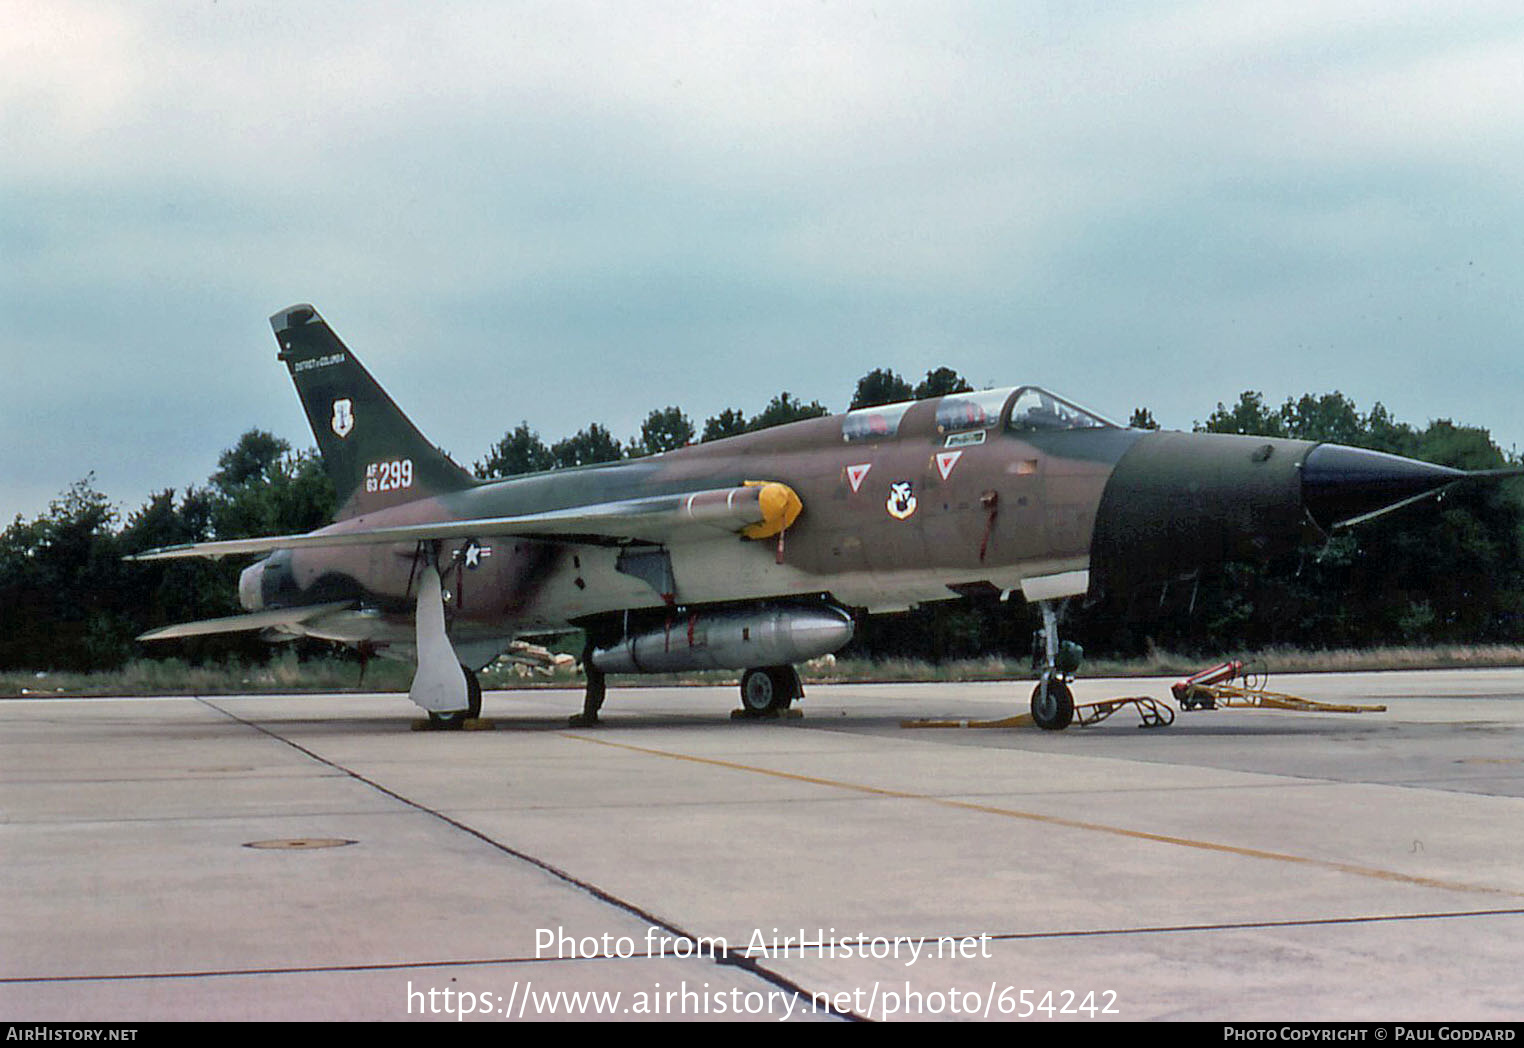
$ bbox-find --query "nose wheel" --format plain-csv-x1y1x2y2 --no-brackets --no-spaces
1030,675,1074,730
1030,600,1081,730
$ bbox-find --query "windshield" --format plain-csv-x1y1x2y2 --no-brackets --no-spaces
1006,387,1117,433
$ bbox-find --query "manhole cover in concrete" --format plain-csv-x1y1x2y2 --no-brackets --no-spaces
243,838,357,850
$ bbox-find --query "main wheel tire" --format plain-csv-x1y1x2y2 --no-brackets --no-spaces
462,665,483,719
740,668,776,713
771,665,801,708
1030,678,1074,730
426,666,482,729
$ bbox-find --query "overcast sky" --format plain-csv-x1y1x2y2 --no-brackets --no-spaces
4,1,1523,524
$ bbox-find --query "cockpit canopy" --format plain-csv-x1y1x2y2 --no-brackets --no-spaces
1003,387,1116,433
842,386,1117,443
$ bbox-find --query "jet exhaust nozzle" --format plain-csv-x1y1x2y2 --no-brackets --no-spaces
1301,444,1465,531
238,558,268,611
591,603,854,674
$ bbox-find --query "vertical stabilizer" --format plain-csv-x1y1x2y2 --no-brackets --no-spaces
271,305,477,518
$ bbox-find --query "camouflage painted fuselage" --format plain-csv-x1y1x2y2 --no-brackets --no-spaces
132,303,1484,716
134,303,1477,686
253,395,1325,655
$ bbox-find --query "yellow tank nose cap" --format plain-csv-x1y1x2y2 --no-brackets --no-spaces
741,481,802,539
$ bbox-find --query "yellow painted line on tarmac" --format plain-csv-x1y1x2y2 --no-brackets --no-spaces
567,733,1519,900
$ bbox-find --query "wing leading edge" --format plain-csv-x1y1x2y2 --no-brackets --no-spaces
126,481,804,561
135,601,356,641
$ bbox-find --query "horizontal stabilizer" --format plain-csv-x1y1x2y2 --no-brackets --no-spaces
136,601,355,641
126,483,801,561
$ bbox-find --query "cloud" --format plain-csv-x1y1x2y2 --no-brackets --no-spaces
4,1,1524,521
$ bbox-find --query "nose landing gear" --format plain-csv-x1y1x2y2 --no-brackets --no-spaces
1031,600,1081,731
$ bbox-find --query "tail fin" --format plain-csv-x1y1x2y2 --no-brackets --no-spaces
271,304,477,519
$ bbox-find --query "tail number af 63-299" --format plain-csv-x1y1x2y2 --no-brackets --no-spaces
366,459,414,493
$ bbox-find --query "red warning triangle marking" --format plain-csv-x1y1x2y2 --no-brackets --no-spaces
935,450,962,480
846,463,872,493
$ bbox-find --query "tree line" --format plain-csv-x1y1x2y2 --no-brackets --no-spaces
476,367,973,476
2,376,1519,673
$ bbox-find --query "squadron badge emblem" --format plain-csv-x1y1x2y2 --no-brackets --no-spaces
331,398,354,438
886,481,917,520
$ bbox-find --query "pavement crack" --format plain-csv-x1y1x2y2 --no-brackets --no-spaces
193,698,862,1021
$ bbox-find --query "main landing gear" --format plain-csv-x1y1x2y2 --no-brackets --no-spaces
568,656,803,724
569,638,606,728
1030,600,1081,731
425,665,484,729
738,665,803,715
409,548,489,730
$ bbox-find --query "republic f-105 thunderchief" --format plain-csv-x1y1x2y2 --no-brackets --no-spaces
131,305,1515,729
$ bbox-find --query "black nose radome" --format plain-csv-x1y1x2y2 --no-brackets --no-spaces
1301,444,1464,531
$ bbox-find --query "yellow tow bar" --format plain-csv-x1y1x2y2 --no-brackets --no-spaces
902,695,1173,730
1173,659,1385,714
902,659,1386,731
1176,681,1386,714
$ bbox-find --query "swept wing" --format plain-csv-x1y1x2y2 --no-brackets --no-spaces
136,601,356,641
127,482,802,561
